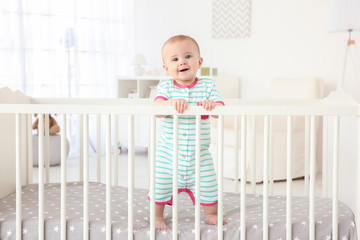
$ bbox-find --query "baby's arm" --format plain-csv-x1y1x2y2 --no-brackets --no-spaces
154,98,188,118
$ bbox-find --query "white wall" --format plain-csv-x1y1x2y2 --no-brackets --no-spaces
133,0,360,98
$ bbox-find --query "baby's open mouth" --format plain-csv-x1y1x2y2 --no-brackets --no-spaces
179,68,189,72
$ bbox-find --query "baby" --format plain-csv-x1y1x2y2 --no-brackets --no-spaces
150,35,225,230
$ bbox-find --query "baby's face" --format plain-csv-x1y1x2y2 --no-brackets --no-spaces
162,39,203,84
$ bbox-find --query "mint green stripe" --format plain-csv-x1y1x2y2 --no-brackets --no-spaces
155,181,173,186
156,166,173,172
155,191,173,195
198,199,217,203
156,158,173,165
200,193,217,198
200,189,218,193
200,179,217,183
156,171,172,175
161,126,211,131
162,131,210,136
156,177,173,180
157,150,172,157
156,187,173,191
201,173,217,178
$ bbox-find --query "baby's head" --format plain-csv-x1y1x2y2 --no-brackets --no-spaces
161,35,203,83
161,35,201,61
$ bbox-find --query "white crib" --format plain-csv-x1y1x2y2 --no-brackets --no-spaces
0,87,359,240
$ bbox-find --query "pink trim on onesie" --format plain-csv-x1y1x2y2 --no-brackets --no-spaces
154,96,168,101
148,188,218,206
173,78,198,88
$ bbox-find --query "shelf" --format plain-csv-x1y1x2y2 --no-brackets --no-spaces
117,75,171,98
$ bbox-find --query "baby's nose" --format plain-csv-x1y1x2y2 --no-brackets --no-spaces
179,59,187,65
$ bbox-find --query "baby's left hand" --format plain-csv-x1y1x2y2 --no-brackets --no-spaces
199,99,216,111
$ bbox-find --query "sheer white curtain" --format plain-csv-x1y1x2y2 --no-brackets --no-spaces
0,0,134,98
0,0,135,157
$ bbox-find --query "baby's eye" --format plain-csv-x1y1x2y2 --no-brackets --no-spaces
185,55,191,59
172,57,178,62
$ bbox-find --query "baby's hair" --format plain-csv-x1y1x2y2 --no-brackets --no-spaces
161,35,201,59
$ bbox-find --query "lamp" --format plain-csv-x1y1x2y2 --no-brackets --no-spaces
131,54,147,76
328,0,360,94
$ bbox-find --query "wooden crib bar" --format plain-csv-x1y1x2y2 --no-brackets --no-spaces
332,116,340,240
286,116,293,240
149,115,156,240
217,115,224,239
128,115,135,240
106,115,112,240
172,115,179,240
309,116,317,240
263,115,270,240
61,114,67,240
240,115,246,240
15,114,22,240
83,114,89,240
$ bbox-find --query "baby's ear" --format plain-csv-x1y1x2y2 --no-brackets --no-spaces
198,57,203,67
162,64,168,72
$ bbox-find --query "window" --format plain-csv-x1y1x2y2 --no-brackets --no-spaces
0,0,135,98
0,0,135,157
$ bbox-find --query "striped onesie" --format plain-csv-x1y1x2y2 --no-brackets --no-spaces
151,77,224,206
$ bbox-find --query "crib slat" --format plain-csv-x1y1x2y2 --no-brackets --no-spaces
217,115,224,240
80,114,84,182
263,115,269,240
286,116,293,240
358,116,360,240
251,116,256,193
149,115,156,240
309,116,316,240
27,113,33,185
97,114,101,183
234,115,239,193
322,116,329,198
114,115,119,186
269,116,274,196
83,114,89,240
15,114,22,240
304,116,310,196
106,115,112,240
240,116,247,240
332,116,340,240
45,114,50,183
195,115,201,240
173,115,179,240
61,114,67,240
38,114,45,240
128,115,135,240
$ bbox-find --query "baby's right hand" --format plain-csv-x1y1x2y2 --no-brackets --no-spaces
170,99,188,114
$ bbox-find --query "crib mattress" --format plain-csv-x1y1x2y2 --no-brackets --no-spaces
0,182,356,240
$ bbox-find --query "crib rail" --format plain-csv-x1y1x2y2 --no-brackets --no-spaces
1,96,360,240
1,98,359,116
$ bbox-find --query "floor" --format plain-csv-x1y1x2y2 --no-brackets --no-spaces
32,147,324,198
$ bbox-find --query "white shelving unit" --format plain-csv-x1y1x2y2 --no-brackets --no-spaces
117,75,171,98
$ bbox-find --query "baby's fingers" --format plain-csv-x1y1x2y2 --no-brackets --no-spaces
204,101,215,111
175,100,187,113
